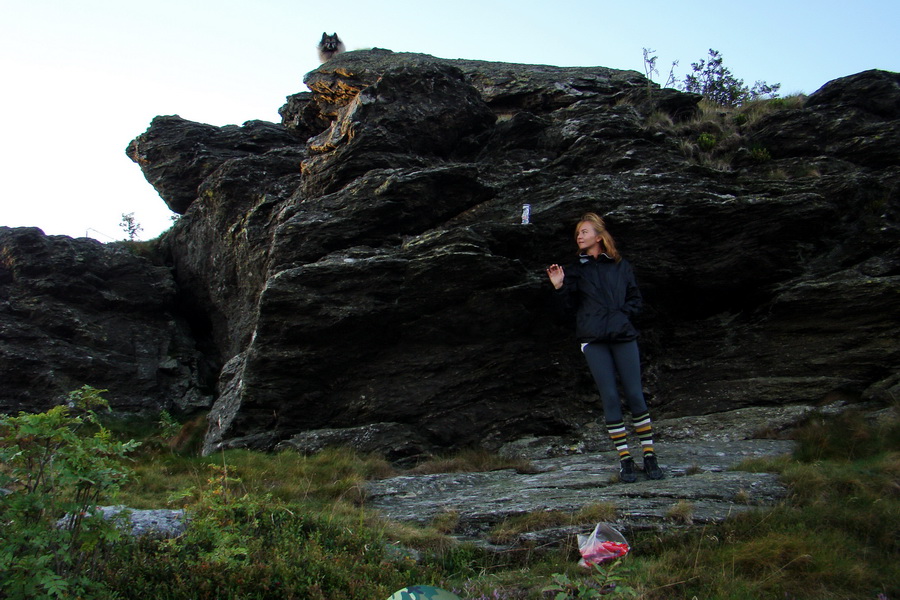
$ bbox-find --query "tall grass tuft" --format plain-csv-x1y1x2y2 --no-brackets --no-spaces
408,448,535,475
656,94,810,173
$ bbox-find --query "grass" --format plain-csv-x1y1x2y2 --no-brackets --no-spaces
118,445,397,509
408,448,537,475
631,462,899,599
488,503,618,545
629,406,900,599
649,94,811,173
664,500,694,525
71,403,899,598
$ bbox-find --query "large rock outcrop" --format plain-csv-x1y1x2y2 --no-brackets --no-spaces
3,50,897,459
0,228,211,413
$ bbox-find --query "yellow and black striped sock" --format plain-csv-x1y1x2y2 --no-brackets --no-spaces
606,419,631,459
633,411,655,456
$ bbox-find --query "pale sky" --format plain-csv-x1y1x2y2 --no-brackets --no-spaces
2,0,897,241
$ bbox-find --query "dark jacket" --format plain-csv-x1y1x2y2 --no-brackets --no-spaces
553,254,643,343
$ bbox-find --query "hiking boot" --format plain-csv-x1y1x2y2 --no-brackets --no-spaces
643,454,664,480
619,457,637,483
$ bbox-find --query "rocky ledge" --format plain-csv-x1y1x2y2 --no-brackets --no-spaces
367,439,792,546
365,402,815,550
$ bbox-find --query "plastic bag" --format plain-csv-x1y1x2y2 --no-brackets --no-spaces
577,523,629,567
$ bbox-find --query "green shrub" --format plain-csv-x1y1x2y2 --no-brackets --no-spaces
683,49,780,107
697,132,717,151
544,560,638,599
0,386,141,599
749,145,772,162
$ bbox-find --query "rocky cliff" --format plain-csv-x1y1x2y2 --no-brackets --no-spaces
0,228,211,413
2,50,897,458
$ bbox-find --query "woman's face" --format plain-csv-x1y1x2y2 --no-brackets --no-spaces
576,222,602,253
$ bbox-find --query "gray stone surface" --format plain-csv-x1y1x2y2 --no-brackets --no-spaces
366,439,793,546
101,506,187,538
58,506,187,539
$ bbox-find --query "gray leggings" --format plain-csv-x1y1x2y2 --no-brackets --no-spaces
581,340,648,423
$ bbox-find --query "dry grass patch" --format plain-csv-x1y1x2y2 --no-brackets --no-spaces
408,448,535,475
488,502,618,544
665,500,695,525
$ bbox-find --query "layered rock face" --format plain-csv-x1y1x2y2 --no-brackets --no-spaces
0,228,210,413
3,50,897,458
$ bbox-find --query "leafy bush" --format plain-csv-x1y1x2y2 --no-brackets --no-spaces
544,560,638,599
683,49,780,107
749,145,772,163
697,132,718,151
0,386,140,599
642,47,779,107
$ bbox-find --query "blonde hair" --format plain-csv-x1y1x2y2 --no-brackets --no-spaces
575,212,621,262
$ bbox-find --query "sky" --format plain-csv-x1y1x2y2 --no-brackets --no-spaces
2,0,897,242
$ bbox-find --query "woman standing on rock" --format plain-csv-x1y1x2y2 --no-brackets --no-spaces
546,213,663,483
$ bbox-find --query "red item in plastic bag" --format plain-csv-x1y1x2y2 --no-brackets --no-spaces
577,523,630,567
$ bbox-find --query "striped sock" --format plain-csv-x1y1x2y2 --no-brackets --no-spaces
606,419,631,458
633,411,655,456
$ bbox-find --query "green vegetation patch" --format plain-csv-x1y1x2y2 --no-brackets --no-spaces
3,391,898,599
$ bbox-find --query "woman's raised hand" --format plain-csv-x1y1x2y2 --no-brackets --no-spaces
546,264,565,289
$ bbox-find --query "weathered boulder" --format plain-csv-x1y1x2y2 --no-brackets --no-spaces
301,62,497,197
0,227,210,413
126,116,304,215
120,54,899,455
745,70,900,167
299,49,650,118
4,51,897,458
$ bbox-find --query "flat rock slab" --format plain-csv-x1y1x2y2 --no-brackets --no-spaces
365,440,793,543
57,506,187,538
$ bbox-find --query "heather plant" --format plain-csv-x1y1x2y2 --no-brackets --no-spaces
0,386,140,600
